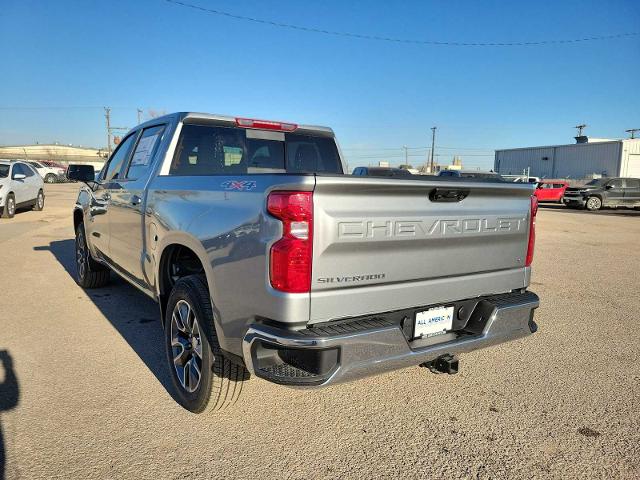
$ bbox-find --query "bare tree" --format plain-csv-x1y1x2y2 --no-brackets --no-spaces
147,109,167,119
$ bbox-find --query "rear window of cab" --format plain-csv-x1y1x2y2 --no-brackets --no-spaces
169,125,343,176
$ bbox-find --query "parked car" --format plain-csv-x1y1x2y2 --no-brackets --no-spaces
563,177,640,211
68,112,539,413
534,181,568,203
438,170,505,181
26,160,66,183
0,160,45,218
352,166,414,178
40,160,66,170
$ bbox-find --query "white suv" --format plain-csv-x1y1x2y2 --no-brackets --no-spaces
26,160,66,183
0,160,45,218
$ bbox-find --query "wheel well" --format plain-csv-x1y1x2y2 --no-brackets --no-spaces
158,244,206,322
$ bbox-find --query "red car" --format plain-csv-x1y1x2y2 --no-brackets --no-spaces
534,181,569,202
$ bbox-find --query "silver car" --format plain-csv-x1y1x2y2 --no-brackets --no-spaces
0,160,45,218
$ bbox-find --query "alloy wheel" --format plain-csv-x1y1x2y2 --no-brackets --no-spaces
37,193,44,209
171,300,203,393
587,197,601,210
76,229,86,279
8,198,15,216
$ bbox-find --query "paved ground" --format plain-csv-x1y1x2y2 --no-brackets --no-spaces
1,184,639,479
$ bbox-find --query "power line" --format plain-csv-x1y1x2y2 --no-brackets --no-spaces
0,106,134,110
164,0,640,47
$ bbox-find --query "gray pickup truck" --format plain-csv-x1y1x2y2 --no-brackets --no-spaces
68,112,539,413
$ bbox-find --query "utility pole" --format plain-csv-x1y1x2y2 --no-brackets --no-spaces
574,124,587,137
104,106,130,156
429,127,437,173
625,128,639,139
402,145,408,166
104,107,112,157
137,108,143,125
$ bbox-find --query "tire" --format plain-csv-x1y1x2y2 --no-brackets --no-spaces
585,196,602,211
1,194,15,218
33,190,45,211
75,222,110,288
165,274,247,413
45,174,57,184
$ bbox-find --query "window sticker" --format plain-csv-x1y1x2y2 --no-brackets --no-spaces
131,133,161,166
223,146,243,166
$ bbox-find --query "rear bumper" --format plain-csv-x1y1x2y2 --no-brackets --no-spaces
242,291,539,387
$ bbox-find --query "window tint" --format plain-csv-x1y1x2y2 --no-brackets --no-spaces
285,134,341,173
169,125,342,176
103,134,137,181
608,179,623,188
625,179,640,188
21,163,35,177
552,183,565,189
0,164,9,178
126,125,166,180
13,163,34,177
12,163,24,177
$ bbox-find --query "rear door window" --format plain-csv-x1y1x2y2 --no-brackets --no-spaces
169,125,342,176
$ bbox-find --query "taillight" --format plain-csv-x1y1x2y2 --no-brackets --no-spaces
267,191,313,293
235,117,297,132
525,195,538,267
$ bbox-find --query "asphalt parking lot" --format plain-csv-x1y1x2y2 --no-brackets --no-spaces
1,183,639,479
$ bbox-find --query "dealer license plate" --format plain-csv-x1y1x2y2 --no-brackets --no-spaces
414,306,454,339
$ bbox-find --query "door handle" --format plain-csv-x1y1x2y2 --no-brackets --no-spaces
131,195,142,206
429,188,470,202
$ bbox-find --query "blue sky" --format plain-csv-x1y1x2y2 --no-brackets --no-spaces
1,0,638,169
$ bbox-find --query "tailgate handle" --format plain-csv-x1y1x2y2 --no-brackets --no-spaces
429,188,469,202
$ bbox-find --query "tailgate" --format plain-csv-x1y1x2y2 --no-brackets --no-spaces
310,176,534,323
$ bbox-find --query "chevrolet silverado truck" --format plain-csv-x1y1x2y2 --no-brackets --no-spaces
68,112,540,413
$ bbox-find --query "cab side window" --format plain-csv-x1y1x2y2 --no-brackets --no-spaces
103,134,138,181
125,125,166,180
608,179,623,188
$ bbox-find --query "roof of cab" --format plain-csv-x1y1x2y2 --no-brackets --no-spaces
136,112,334,137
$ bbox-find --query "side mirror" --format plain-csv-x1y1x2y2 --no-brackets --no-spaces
605,184,614,190
67,164,96,183
12,173,26,180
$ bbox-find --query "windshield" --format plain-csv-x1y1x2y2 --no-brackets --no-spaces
170,125,343,175
585,179,606,186
0,164,9,178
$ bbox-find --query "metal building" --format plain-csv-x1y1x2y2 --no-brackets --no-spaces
494,138,640,179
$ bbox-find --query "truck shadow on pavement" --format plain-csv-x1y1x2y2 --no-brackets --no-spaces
539,204,640,217
0,350,19,480
34,240,178,402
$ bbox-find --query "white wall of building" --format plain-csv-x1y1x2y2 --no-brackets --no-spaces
494,140,640,179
